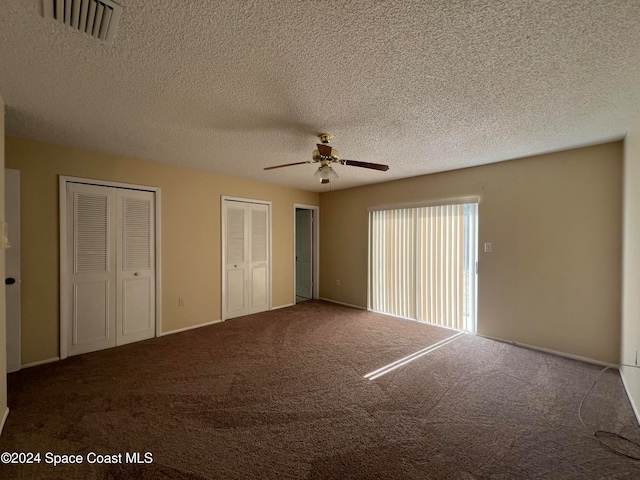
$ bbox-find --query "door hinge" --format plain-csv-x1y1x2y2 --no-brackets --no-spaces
475,261,478,274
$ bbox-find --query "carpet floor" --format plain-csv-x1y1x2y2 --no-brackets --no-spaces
1,300,639,479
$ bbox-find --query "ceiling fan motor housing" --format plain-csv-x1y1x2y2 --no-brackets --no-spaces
312,147,339,162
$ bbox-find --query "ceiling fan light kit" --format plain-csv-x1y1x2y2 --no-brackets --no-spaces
318,165,331,180
315,164,338,184
264,134,390,185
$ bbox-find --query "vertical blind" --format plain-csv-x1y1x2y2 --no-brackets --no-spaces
369,203,477,332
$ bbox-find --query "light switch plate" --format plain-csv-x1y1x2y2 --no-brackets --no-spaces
484,242,492,253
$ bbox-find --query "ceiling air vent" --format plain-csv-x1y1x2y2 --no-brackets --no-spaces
42,0,123,46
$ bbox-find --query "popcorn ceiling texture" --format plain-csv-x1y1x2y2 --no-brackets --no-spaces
0,0,639,191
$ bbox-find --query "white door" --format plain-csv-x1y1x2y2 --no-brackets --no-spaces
223,199,270,320
249,205,269,314
295,208,313,300
5,168,21,372
65,183,155,356
117,190,155,345
66,183,117,356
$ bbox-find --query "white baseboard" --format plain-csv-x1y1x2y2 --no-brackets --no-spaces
0,407,9,437
159,319,223,336
318,297,367,310
476,333,617,368
271,303,294,310
22,357,60,369
620,367,640,425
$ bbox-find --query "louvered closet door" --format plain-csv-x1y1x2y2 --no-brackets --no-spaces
66,183,117,356
116,189,155,345
249,204,269,314
225,204,248,319
223,200,270,320
66,183,155,356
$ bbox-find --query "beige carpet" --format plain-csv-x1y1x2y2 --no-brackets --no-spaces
1,300,639,479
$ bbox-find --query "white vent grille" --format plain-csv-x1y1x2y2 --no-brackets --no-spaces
42,0,123,45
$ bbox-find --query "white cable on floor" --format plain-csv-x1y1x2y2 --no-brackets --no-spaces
578,365,640,460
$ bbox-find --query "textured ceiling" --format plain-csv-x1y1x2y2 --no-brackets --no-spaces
1,0,640,192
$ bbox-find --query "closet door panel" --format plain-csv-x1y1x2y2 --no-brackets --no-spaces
117,190,155,346
66,183,117,356
64,183,156,356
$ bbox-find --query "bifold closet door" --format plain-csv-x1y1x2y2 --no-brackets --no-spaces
66,183,118,356
65,183,155,356
248,204,269,315
223,200,270,320
116,189,155,346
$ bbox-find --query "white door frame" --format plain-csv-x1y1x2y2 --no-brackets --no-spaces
293,204,319,302
59,176,162,360
221,196,272,321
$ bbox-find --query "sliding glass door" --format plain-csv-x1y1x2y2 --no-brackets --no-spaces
368,202,478,332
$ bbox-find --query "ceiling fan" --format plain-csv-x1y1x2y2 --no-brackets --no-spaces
264,134,389,184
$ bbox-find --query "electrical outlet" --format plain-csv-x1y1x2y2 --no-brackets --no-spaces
336,279,341,286
178,298,185,307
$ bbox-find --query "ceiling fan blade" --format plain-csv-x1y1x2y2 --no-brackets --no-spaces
342,159,389,171
264,161,310,170
316,144,333,157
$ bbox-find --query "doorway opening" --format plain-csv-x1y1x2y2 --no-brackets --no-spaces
294,205,319,304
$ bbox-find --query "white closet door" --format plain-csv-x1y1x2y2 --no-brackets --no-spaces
116,189,155,346
249,204,269,314
64,182,156,356
223,199,270,320
66,183,117,356
224,204,248,319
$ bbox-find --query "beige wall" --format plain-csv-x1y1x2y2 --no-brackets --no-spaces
6,137,318,365
621,109,640,419
0,92,7,424
320,143,622,364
